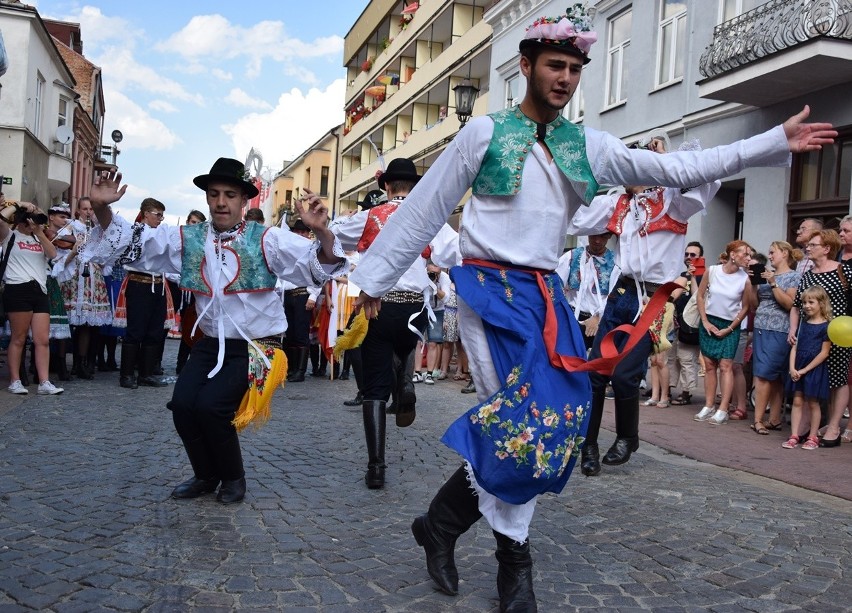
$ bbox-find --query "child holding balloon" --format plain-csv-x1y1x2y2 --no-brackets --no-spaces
784,286,832,449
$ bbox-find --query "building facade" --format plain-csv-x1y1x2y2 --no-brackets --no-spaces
338,0,494,217
47,20,106,216
0,1,76,206
487,0,852,259
270,126,341,227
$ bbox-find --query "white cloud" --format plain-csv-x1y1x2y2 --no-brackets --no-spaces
95,46,204,105
105,91,181,151
156,15,343,81
149,100,178,113
223,79,345,171
225,88,272,110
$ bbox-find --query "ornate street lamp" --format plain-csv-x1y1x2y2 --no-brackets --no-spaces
453,79,480,128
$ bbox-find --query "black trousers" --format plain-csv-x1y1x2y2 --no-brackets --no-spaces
283,291,311,348
168,337,248,451
124,278,167,346
360,300,426,402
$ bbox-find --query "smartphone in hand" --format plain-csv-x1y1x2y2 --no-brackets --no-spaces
693,257,706,278
750,262,767,285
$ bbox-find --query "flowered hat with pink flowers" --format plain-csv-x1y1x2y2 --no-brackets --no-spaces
519,3,598,65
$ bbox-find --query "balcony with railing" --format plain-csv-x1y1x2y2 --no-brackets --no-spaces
698,0,852,106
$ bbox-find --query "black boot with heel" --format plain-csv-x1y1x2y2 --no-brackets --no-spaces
411,466,482,595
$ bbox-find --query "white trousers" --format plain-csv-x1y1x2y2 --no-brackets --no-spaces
457,297,537,543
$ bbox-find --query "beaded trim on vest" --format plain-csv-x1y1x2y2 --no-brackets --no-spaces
357,200,431,259
472,107,598,203
180,221,277,296
606,189,688,237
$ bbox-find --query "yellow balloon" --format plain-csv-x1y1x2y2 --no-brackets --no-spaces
827,316,852,347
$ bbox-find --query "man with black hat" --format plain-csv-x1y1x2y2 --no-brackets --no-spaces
86,158,346,505
282,217,322,383
347,5,835,610
339,189,386,407
329,158,459,491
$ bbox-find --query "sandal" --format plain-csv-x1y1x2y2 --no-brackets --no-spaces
841,429,852,443
641,398,659,406
670,392,692,406
750,422,769,435
656,400,669,408
453,371,469,381
801,435,820,450
781,435,799,449
729,407,748,421
765,421,784,431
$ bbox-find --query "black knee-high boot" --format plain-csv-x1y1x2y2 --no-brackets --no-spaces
601,394,640,465
581,382,607,476
395,347,417,427
119,342,139,389
287,346,309,382
362,400,386,489
494,531,537,613
411,466,482,595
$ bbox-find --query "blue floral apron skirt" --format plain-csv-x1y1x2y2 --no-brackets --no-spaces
441,262,591,505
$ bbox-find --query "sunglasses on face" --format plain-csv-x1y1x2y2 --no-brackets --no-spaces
685,252,700,258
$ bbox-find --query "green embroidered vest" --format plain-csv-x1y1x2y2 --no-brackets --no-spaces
180,221,276,296
472,107,599,203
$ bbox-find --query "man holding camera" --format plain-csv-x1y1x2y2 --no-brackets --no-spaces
567,136,722,477
669,241,705,405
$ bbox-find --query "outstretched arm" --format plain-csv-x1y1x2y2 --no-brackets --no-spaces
89,170,128,229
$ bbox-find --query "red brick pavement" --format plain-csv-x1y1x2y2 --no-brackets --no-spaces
601,392,852,501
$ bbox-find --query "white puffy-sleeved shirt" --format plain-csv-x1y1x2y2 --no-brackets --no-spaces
349,114,790,298
98,216,345,342
567,182,721,285
329,199,460,296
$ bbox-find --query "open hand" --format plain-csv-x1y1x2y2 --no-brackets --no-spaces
91,170,128,207
784,105,837,153
294,188,328,231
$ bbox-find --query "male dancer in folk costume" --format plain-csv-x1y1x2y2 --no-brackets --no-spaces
329,157,459,490
555,230,618,351
87,158,346,504
348,6,835,611
567,135,722,477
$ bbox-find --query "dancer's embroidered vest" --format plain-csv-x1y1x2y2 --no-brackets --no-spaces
606,188,687,237
566,248,616,293
357,200,432,260
180,221,276,296
471,107,599,203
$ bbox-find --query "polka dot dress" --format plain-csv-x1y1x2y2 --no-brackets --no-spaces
794,264,852,389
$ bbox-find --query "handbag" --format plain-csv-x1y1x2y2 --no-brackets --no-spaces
0,232,16,322
682,266,715,330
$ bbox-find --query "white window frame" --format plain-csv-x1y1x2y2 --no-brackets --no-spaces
656,1,687,87
34,72,45,138
58,96,69,127
505,72,521,109
719,0,762,23
563,82,584,123
605,9,631,107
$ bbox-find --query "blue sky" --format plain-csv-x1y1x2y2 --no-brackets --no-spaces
33,1,367,223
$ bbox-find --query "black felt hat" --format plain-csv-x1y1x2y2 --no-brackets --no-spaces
377,158,421,190
193,158,259,199
358,189,388,210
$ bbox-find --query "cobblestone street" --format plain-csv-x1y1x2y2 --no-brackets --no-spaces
0,342,850,611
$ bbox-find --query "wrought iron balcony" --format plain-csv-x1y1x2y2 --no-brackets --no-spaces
699,0,852,78
698,0,852,106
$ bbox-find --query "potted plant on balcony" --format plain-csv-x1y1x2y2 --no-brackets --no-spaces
361,57,374,72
